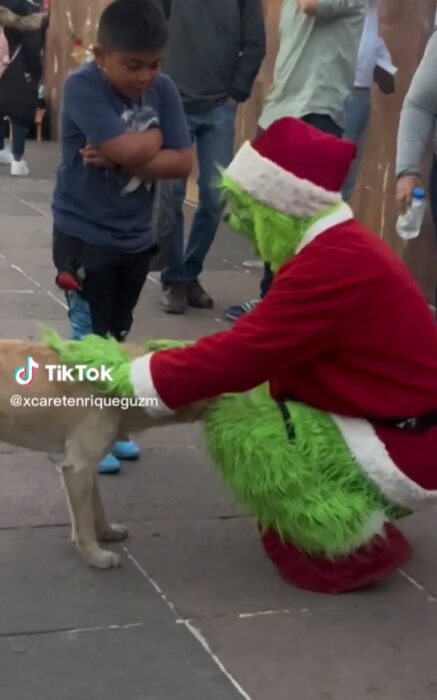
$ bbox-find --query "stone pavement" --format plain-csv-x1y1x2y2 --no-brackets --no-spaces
1,143,437,700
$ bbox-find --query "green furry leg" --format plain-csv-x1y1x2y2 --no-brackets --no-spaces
203,384,401,559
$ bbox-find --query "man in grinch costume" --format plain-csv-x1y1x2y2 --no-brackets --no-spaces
50,117,437,594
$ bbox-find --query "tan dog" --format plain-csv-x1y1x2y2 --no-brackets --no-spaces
0,339,207,569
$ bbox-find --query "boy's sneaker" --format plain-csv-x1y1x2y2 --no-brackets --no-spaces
112,440,140,460
98,453,121,475
11,159,29,177
98,440,140,475
224,298,260,322
0,148,13,165
161,282,187,314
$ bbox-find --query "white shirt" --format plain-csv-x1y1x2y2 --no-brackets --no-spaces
354,0,392,88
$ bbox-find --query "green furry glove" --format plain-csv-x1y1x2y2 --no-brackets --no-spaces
41,327,194,400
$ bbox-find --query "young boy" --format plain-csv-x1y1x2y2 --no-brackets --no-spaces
52,0,192,472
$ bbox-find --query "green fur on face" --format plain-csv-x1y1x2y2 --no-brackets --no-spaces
218,172,340,272
203,384,405,558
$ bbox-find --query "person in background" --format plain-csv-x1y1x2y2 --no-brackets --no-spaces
224,0,366,323
396,30,437,310
0,0,44,176
159,0,266,314
342,0,394,201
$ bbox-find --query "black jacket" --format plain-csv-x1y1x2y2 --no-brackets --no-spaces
163,0,266,114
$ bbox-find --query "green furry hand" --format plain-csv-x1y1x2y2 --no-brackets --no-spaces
41,328,135,397
41,327,195,399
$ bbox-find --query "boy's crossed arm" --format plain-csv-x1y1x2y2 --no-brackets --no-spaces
66,73,192,182
82,130,192,181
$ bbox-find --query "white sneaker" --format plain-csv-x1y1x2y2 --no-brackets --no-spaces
11,160,29,177
0,148,13,165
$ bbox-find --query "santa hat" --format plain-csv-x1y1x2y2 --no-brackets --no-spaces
225,117,357,219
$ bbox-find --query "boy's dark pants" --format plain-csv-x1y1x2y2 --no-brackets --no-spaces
53,226,157,341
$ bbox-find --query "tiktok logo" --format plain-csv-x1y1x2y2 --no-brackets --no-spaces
14,356,40,386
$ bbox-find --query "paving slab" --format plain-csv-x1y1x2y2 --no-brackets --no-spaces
0,526,176,634
398,508,437,598
0,624,243,700
0,317,70,339
195,597,437,700
0,447,243,530
124,519,420,621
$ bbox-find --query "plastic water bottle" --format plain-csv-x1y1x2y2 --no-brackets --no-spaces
396,188,426,240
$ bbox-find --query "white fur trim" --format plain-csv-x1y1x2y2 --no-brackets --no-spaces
332,414,437,510
129,353,174,417
225,141,342,218
361,510,387,542
295,202,353,253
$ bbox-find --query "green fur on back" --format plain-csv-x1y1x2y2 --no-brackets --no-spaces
203,384,406,558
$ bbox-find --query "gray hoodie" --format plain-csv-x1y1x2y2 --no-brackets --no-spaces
396,31,437,176
163,0,266,115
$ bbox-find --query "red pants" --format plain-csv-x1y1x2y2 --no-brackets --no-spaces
260,524,412,594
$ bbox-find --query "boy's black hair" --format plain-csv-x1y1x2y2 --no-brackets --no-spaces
97,0,168,53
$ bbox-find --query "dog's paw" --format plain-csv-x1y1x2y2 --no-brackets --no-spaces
80,545,122,569
98,524,129,543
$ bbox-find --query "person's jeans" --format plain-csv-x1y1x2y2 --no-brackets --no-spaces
66,291,93,340
341,88,372,201
0,116,28,160
161,102,236,284
260,113,343,299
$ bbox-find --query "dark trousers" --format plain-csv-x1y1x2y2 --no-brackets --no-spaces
260,113,343,299
0,116,28,159
430,157,437,311
53,227,156,341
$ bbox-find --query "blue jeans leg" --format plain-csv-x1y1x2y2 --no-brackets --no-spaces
185,104,236,281
161,104,236,283
160,178,189,283
65,291,93,340
341,89,372,201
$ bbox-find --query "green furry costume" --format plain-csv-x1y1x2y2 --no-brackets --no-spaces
42,168,407,562
43,329,406,560
43,120,415,591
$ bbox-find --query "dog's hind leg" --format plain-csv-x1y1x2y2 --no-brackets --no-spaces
61,411,122,568
92,474,128,544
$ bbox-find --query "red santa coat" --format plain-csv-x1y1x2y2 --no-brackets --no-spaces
132,205,437,509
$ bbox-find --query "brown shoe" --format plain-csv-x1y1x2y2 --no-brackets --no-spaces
160,282,187,314
186,280,214,309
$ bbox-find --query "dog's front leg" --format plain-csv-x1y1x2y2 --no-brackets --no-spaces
92,474,128,544
61,463,121,569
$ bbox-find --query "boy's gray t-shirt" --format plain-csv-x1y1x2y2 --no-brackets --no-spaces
52,61,191,253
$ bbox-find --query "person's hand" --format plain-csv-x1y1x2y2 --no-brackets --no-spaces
396,174,420,214
80,145,115,169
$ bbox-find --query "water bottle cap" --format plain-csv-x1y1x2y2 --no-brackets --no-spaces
412,187,425,199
